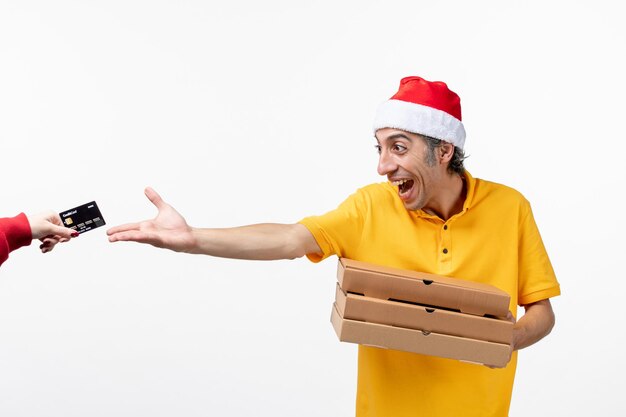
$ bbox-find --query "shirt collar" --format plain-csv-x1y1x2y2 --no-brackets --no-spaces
462,170,476,211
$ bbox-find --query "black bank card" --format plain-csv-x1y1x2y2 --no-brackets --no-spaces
59,201,106,234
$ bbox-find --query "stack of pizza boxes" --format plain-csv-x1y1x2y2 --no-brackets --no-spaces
331,258,513,367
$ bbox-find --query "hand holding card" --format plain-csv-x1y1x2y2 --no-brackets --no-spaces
22,211,79,254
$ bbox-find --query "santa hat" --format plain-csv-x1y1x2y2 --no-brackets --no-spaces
373,76,466,149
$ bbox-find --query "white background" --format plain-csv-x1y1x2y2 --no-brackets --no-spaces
1,1,624,415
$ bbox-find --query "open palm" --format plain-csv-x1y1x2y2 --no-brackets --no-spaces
107,187,196,252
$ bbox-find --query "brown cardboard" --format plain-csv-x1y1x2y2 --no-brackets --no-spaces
335,284,513,344
330,303,511,367
337,258,510,317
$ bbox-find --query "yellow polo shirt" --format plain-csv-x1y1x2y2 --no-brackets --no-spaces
299,171,560,417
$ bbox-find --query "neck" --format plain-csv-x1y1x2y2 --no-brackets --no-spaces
423,173,466,221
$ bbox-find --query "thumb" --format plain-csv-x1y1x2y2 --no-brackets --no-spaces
47,224,79,239
144,187,166,210
506,311,516,324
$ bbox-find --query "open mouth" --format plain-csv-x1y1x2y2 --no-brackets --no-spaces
392,179,414,197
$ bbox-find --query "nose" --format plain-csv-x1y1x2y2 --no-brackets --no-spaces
377,149,397,176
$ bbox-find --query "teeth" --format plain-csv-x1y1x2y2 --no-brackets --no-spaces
392,179,409,187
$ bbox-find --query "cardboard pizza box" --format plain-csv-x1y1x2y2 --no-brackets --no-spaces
337,258,510,317
330,303,511,367
335,284,513,344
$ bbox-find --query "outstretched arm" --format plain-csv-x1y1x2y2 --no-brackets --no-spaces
1,211,78,265
107,187,322,260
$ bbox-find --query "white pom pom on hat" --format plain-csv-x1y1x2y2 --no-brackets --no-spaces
373,76,466,149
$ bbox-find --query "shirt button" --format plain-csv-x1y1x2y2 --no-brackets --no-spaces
443,225,448,230
443,248,448,254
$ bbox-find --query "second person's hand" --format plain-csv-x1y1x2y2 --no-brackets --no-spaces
107,187,196,252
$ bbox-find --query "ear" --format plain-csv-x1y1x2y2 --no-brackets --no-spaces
439,142,455,164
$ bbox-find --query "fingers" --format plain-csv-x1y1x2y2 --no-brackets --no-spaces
506,311,516,324
28,211,77,240
50,224,80,239
106,222,141,236
144,187,166,210
39,236,62,253
107,230,158,246
106,187,163,237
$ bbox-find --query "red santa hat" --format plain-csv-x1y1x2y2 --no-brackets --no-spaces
373,76,466,149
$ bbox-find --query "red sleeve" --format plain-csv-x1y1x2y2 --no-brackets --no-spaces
0,213,33,266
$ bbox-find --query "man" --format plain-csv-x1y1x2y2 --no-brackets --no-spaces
107,76,560,416
1,211,78,266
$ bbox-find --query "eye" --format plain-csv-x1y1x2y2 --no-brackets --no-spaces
374,144,382,154
392,143,407,152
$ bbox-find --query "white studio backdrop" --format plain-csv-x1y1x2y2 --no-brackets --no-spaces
0,1,624,416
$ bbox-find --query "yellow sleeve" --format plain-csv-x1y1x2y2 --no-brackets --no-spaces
298,188,368,263
517,203,561,305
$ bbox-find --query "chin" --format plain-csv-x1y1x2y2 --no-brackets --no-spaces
403,195,427,211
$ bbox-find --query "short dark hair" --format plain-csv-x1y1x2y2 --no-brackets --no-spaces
421,135,466,175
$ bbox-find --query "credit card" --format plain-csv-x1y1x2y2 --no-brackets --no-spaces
59,201,106,234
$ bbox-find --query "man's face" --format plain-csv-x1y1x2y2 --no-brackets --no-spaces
375,128,447,211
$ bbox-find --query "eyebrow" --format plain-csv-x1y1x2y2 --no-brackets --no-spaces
377,133,413,144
